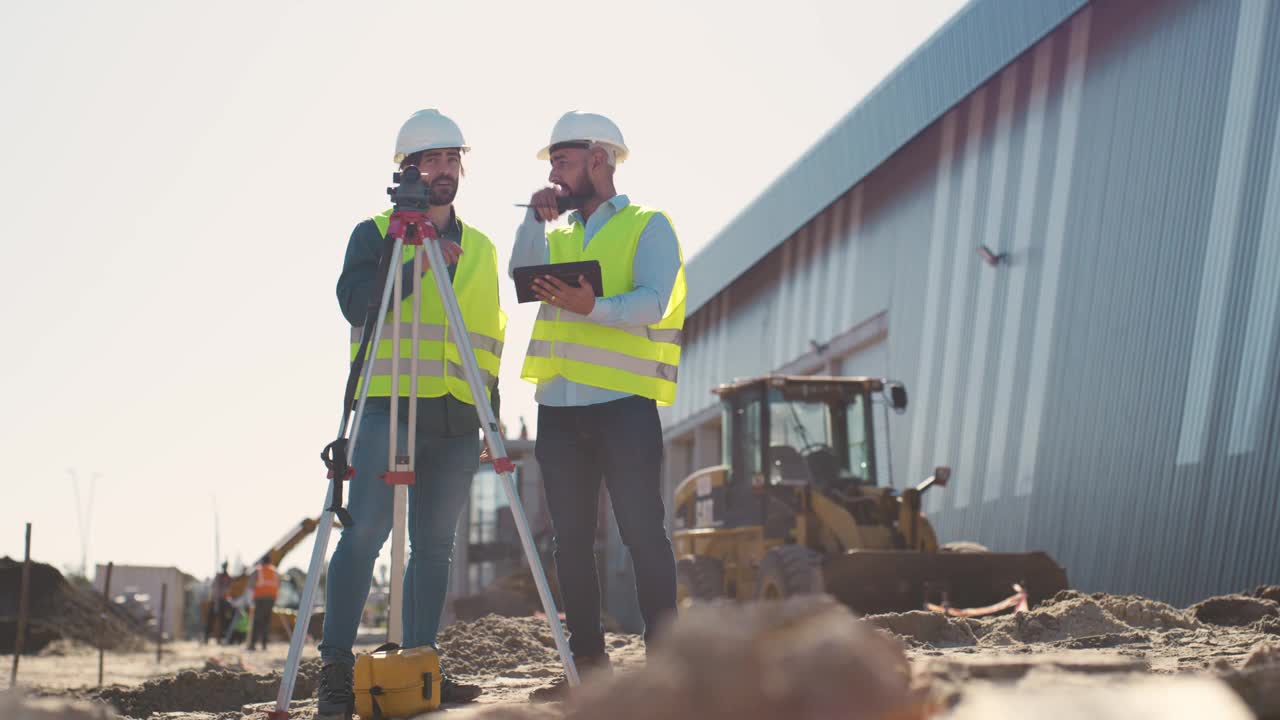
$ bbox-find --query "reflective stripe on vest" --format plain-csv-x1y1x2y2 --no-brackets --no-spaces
366,357,497,387
526,340,677,382
350,322,505,357
533,304,684,346
351,210,507,406
520,204,686,405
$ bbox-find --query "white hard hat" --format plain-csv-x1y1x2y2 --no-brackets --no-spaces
537,111,629,163
393,109,469,164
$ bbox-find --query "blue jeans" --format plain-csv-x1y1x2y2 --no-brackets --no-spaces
319,406,478,667
535,395,676,658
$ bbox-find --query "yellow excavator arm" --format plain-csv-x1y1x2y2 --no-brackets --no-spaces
265,517,320,566
223,517,322,598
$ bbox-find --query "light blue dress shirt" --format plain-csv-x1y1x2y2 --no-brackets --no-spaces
510,194,682,407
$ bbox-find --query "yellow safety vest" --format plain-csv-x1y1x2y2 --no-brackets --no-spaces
521,204,686,405
350,210,507,406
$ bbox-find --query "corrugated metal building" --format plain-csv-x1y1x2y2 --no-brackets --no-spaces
646,0,1280,619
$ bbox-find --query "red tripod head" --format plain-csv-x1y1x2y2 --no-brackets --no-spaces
386,165,441,246
386,210,438,246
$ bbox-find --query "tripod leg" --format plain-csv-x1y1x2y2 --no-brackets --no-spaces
387,249,406,646
397,246,423,644
270,239,405,719
419,236,580,686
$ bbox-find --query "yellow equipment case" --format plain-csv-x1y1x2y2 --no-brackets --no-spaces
353,643,442,718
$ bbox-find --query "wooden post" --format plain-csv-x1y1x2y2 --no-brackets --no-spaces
9,523,32,688
98,561,113,688
156,583,167,662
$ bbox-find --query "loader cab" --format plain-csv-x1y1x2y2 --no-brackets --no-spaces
711,375,897,530
723,376,884,485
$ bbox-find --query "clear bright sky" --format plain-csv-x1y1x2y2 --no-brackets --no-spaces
0,0,966,580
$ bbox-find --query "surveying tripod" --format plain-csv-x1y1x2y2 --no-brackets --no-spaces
268,166,577,719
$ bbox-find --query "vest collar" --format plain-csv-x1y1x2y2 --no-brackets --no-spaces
569,194,630,227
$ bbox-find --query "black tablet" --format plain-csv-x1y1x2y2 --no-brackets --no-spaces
512,261,604,304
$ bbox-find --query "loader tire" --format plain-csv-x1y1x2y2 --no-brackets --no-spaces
676,556,725,608
756,545,824,601
940,541,990,553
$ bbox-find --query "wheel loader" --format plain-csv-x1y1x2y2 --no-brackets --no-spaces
670,374,1068,615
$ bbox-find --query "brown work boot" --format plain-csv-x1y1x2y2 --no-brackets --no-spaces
315,662,354,720
528,654,611,703
440,671,482,703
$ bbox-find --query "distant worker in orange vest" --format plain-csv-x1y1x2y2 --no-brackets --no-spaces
247,555,280,651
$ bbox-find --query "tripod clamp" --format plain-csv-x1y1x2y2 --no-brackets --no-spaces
320,440,355,528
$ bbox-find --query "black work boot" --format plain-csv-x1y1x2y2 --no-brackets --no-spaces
315,662,354,720
529,654,611,703
440,671,482,704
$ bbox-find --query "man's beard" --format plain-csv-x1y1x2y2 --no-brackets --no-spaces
561,176,595,209
429,179,458,206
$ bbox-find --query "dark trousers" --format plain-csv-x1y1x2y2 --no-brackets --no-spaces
249,596,275,649
203,597,231,640
204,600,227,642
535,395,676,659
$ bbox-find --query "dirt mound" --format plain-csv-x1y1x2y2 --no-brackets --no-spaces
1041,589,1087,605
437,614,560,677
870,594,1141,645
1254,586,1280,604
982,597,1133,644
978,629,1020,647
0,558,148,654
544,595,919,720
1253,617,1280,636
87,660,322,718
1190,595,1280,627
863,611,978,647
1040,590,1197,630
1093,594,1198,630
856,594,1181,648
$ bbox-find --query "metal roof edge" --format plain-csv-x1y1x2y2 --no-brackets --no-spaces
684,0,1092,315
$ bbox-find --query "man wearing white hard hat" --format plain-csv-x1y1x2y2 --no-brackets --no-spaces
316,109,504,718
512,111,686,699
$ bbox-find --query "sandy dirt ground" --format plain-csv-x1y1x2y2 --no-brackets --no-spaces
5,620,647,718
5,589,1279,719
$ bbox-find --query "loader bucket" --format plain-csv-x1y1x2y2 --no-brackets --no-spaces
821,549,1068,616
